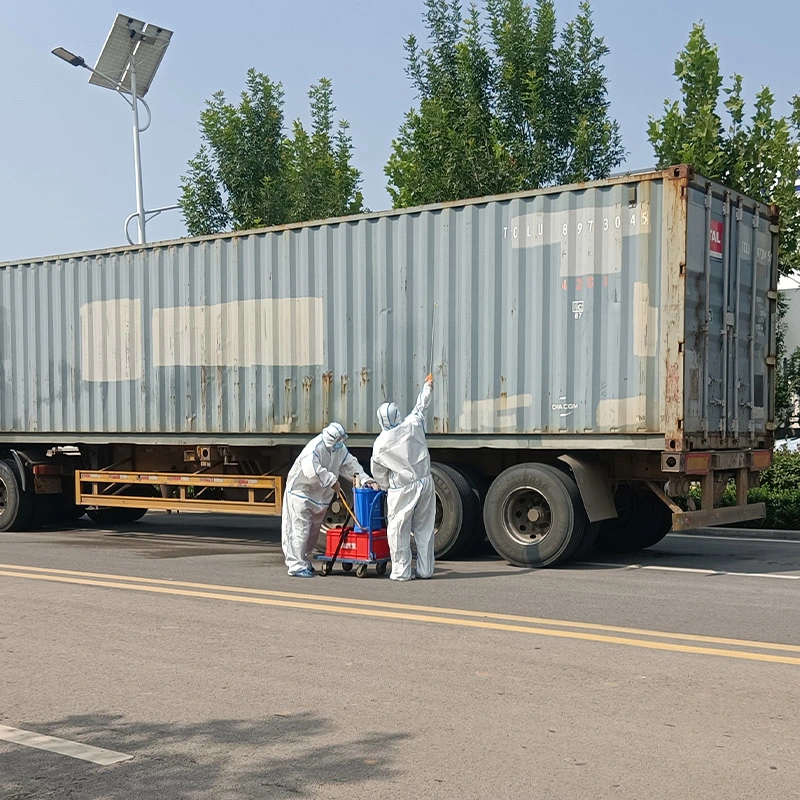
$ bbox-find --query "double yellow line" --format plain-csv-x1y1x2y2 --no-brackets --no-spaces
2,562,799,666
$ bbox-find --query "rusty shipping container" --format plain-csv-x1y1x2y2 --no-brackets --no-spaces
0,166,778,452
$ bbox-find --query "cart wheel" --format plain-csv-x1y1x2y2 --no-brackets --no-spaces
376,562,387,576
342,562,353,573
320,563,330,576
356,564,368,579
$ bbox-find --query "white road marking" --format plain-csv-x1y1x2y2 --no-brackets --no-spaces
0,725,133,765
669,533,800,545
576,562,800,580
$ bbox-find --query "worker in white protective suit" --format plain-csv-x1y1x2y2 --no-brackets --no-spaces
370,375,435,581
282,422,377,577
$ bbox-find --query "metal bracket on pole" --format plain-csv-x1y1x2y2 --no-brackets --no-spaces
124,205,180,246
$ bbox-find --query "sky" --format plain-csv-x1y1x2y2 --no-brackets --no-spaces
2,0,800,264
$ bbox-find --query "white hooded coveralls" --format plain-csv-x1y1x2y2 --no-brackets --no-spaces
370,382,435,581
281,423,372,575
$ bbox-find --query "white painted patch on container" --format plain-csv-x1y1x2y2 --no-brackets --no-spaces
596,395,647,430
632,282,659,357
152,298,324,368
0,724,133,766
459,394,532,431
80,299,143,382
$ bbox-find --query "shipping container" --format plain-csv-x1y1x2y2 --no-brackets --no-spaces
0,166,779,566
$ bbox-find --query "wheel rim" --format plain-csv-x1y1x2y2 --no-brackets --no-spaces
323,499,348,531
502,486,553,545
414,494,444,546
0,478,8,518
434,494,444,533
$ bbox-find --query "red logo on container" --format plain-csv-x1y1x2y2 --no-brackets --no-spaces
709,220,724,259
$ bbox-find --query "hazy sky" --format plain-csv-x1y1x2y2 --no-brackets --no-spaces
3,0,799,263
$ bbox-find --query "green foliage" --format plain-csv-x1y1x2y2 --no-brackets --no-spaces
760,449,800,493
285,79,364,223
386,0,624,207
682,451,800,529
648,22,800,277
775,333,800,432
744,487,800,531
180,69,363,236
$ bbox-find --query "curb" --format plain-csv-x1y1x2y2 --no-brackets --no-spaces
673,528,800,542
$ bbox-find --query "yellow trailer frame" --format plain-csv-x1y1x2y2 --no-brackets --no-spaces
76,470,282,516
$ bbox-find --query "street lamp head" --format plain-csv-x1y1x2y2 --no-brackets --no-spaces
52,47,86,67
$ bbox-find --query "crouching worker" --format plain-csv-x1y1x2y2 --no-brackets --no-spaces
370,375,435,582
282,422,377,577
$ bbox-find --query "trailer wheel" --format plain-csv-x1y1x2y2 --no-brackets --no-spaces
86,507,149,525
342,562,353,572
0,460,34,532
446,464,490,556
356,564,368,578
594,484,672,553
483,463,587,567
425,463,479,560
321,498,349,536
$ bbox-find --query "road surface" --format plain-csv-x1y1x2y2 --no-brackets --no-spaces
1,514,799,799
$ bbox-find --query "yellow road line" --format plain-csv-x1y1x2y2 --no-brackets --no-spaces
1,562,799,654
1,568,799,666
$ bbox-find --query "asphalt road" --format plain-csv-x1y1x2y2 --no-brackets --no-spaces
1,514,799,799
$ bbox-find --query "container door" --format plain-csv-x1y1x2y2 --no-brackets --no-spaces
683,179,778,447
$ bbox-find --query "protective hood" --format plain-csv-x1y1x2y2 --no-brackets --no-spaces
377,402,401,431
322,422,347,450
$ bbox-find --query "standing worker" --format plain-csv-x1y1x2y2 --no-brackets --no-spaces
282,422,377,577
370,375,435,582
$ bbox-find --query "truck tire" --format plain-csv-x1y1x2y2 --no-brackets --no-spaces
321,497,349,536
427,463,479,560
0,459,34,532
483,463,587,567
447,464,490,556
87,507,149,525
593,484,673,553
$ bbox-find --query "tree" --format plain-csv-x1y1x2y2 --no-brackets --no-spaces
648,23,800,277
386,1,511,208
386,0,624,207
180,69,363,236
285,79,364,223
648,22,800,430
775,295,800,434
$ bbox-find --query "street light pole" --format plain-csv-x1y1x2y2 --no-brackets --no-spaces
128,57,147,244
52,15,172,248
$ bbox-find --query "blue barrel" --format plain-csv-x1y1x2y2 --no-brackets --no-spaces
352,487,386,532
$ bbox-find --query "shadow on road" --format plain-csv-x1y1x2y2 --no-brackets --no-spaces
32,515,800,575
0,712,409,799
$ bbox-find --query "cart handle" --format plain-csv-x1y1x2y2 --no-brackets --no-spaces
336,489,359,528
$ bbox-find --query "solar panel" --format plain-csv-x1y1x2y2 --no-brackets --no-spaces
128,24,173,97
89,14,144,91
88,13,172,98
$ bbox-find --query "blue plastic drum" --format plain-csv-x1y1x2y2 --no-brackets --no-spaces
352,487,386,532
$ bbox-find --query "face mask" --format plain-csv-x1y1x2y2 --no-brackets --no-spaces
333,442,345,451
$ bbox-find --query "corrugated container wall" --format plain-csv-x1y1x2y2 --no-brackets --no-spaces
0,168,778,450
